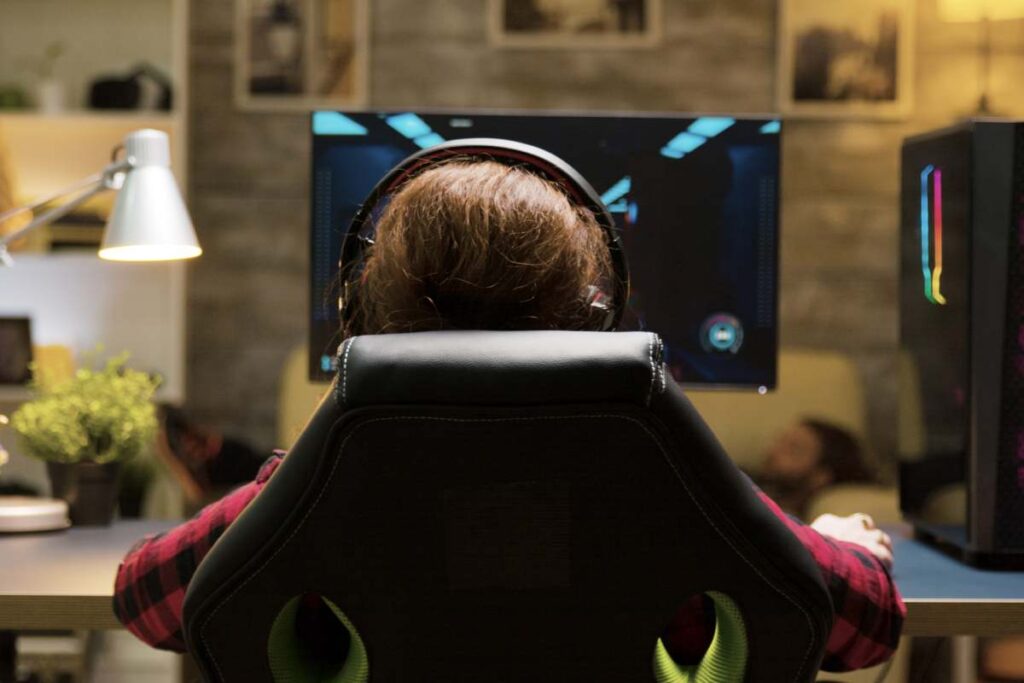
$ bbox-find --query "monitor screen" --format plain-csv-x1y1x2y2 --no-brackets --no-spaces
899,127,972,529
310,110,780,388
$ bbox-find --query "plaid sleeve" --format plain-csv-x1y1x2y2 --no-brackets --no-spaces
660,491,905,671
754,491,906,672
113,453,284,652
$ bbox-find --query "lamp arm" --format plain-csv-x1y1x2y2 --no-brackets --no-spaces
0,158,133,261
1,182,108,249
0,172,105,226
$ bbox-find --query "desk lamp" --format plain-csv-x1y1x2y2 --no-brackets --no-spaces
0,128,199,531
0,128,201,265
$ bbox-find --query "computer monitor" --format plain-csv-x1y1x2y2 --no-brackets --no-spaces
310,110,781,389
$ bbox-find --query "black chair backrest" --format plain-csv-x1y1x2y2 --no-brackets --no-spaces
183,331,833,682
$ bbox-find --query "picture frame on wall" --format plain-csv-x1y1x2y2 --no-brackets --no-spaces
776,0,914,119
489,0,663,49
235,0,369,111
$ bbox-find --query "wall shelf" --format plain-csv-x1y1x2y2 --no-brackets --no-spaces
0,0,189,406
0,112,183,199
0,387,31,405
0,110,177,123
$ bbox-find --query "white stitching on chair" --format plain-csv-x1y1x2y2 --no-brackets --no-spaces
339,336,357,407
332,337,351,407
658,339,667,394
646,333,656,406
199,414,820,681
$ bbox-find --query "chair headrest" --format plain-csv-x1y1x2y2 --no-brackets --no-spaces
336,330,665,409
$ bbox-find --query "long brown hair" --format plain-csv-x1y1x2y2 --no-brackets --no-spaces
348,160,616,336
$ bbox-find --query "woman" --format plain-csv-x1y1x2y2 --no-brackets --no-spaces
114,156,903,672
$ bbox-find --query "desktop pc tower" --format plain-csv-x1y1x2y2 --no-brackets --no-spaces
899,119,1024,568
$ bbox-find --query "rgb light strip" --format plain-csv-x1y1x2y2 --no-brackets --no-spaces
931,168,946,304
920,165,947,305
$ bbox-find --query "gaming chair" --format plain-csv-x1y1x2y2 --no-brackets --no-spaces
182,330,833,682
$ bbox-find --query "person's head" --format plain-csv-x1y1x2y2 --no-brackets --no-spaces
344,159,617,337
762,418,872,496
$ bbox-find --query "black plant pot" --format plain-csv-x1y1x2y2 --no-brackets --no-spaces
47,461,122,526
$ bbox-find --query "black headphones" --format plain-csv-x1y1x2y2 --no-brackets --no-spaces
338,138,630,333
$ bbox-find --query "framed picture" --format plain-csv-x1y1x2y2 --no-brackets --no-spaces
776,0,913,119
235,0,369,111
489,0,663,48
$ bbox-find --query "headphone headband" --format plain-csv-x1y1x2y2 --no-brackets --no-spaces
340,138,629,332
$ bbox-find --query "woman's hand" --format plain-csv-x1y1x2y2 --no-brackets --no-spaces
810,513,894,570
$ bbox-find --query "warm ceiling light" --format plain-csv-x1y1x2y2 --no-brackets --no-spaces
938,0,1024,22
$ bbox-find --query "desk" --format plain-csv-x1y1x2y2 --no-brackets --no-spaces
0,522,1021,633
0,520,180,682
0,521,1020,682
0,520,176,631
886,524,1024,636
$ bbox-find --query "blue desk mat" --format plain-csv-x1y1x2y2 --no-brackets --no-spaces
886,525,1024,600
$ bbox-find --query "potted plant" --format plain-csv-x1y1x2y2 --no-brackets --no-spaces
10,353,159,525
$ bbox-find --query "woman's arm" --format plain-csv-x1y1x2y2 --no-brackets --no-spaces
756,493,905,672
662,493,905,672
112,454,284,652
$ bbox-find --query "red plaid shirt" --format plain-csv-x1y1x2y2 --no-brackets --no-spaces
113,454,905,671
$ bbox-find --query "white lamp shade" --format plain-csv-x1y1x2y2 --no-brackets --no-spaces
99,129,201,262
938,0,1024,21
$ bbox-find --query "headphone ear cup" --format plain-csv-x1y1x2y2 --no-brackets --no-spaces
337,233,375,334
339,278,357,331
584,285,616,331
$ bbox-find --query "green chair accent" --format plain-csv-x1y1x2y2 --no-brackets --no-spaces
268,595,369,683
654,592,748,683
266,591,744,683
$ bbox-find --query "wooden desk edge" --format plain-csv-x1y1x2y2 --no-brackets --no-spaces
0,595,120,630
1,595,1023,638
903,599,1024,636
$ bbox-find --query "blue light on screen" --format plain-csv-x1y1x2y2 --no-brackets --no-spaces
600,175,632,205
759,120,781,134
312,112,368,136
660,146,686,159
665,131,706,154
688,117,735,138
413,132,446,149
385,113,432,139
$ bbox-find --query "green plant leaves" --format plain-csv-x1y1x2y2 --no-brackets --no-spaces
10,353,160,464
